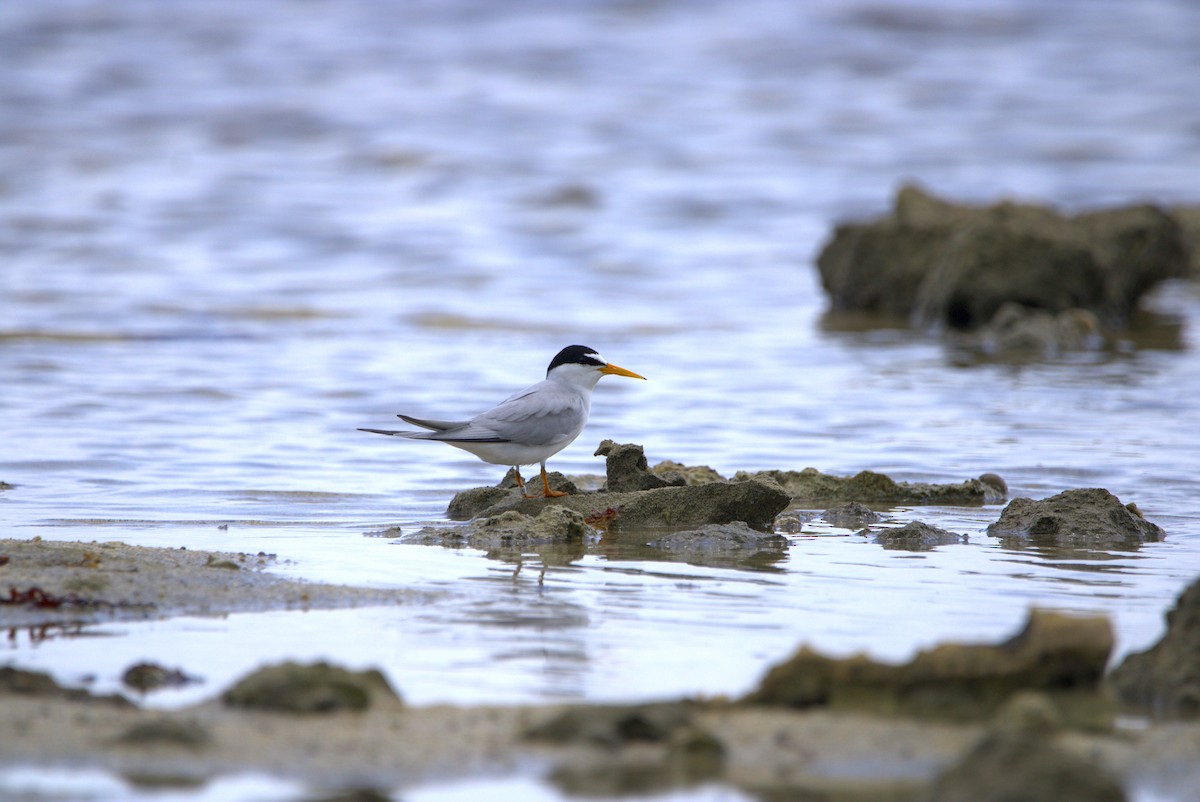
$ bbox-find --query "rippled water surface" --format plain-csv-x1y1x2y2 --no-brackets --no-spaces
3,0,1200,799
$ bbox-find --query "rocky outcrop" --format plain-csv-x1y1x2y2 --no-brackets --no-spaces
408,507,592,550
817,185,1188,331
649,460,726,486
986,488,1165,551
445,469,576,519
744,609,1114,729
736,467,1006,506
1109,576,1200,719
594,440,684,492
121,662,201,694
446,470,792,533
443,444,1007,552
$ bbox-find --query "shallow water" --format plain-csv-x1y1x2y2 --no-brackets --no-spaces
3,0,1200,799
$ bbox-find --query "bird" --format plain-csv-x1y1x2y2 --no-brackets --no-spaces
359,345,646,498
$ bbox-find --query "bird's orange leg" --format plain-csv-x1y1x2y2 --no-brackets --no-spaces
513,467,537,499
540,463,568,498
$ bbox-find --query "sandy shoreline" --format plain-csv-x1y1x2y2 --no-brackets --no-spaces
0,537,425,628
2,537,1199,800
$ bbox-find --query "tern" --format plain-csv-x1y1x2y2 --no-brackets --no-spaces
360,345,645,498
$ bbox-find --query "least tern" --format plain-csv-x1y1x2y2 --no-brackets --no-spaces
360,345,645,498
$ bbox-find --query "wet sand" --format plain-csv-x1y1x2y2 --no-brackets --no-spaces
2,537,1199,799
0,537,424,628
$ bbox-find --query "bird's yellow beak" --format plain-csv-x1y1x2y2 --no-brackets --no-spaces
601,363,646,380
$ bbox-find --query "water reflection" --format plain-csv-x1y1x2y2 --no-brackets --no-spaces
997,546,1150,571
996,538,1153,558
408,538,792,589
479,542,588,583
600,529,791,572
5,622,91,648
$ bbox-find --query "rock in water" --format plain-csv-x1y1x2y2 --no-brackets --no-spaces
816,184,1187,330
446,471,790,533
874,520,965,551
987,488,1164,551
822,502,884,529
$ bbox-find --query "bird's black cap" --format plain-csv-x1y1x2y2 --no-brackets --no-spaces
547,345,605,374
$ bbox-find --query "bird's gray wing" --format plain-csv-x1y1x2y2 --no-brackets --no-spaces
374,382,584,445
464,382,586,446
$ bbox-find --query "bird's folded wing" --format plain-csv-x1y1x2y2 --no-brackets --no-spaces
391,382,585,445
471,387,585,446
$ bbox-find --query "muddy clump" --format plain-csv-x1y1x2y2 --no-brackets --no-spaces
822,502,885,529
744,609,1114,729
122,662,203,694
444,445,995,537
407,507,593,550
1109,576,1200,719
874,520,966,551
221,661,401,714
0,665,132,707
445,485,511,520
817,184,1187,332
649,459,726,486
986,488,1165,551
736,467,1005,506
584,474,791,532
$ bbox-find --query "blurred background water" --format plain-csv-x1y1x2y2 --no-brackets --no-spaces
2,0,1200,798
